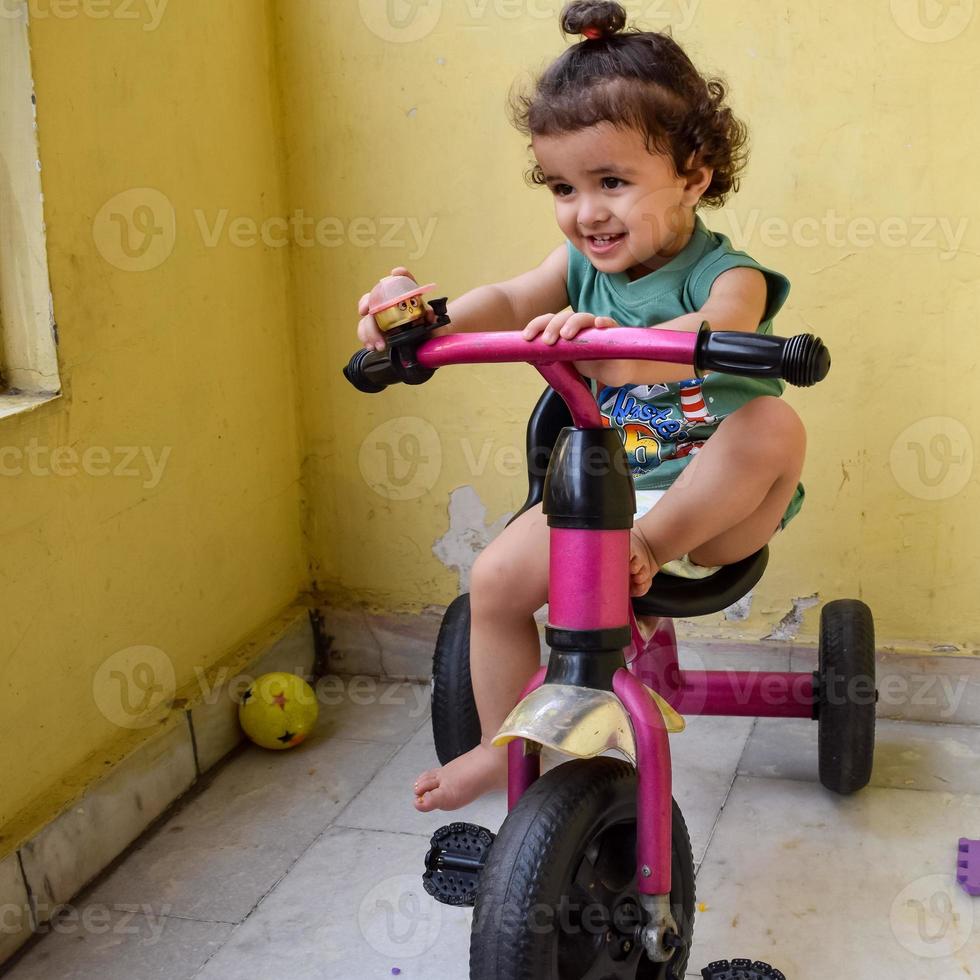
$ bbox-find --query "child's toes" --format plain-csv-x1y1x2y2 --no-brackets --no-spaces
413,770,440,796
412,770,439,805
414,792,435,812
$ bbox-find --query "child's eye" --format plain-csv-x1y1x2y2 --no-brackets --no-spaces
551,183,575,197
602,176,625,190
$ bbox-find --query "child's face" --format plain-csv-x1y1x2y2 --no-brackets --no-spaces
532,122,710,281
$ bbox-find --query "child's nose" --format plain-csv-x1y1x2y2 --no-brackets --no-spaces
578,196,612,227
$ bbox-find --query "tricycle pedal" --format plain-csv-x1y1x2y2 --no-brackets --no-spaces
701,959,786,980
422,822,495,907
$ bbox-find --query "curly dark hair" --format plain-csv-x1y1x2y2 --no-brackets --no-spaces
509,1,748,210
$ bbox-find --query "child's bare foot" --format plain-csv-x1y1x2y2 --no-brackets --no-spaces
629,526,660,597
413,739,508,812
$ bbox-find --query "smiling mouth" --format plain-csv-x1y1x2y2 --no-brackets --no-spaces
586,232,627,253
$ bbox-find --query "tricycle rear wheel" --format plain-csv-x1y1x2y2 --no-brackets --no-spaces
816,598,876,794
431,593,481,765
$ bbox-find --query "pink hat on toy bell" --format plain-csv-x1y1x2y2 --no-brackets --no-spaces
367,275,436,316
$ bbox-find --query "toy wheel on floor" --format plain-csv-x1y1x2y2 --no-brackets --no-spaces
470,757,695,980
431,593,481,765
816,598,876,794
701,960,786,980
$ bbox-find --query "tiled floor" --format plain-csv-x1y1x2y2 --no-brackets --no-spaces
6,673,980,979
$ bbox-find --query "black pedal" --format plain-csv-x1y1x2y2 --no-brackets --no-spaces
422,822,495,907
702,960,786,980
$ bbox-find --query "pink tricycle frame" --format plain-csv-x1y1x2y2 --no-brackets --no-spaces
415,328,816,901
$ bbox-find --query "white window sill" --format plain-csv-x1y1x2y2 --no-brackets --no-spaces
0,390,60,421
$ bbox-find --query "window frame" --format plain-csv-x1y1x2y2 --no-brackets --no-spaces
0,6,60,420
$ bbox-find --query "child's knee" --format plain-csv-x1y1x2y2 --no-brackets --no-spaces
733,396,806,458
470,543,512,605
471,543,544,612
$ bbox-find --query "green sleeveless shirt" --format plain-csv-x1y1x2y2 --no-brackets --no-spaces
566,215,805,530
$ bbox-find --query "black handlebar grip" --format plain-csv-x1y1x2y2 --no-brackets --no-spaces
343,348,403,393
695,329,831,387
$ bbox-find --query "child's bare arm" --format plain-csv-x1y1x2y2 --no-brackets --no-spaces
357,248,569,349
434,244,569,335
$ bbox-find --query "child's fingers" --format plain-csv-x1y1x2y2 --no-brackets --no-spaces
594,316,618,329
541,311,574,345
558,312,599,340
358,315,385,351
358,291,371,317
522,314,551,341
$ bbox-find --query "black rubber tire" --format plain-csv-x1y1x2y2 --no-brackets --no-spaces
817,598,877,794
470,757,695,980
431,593,481,766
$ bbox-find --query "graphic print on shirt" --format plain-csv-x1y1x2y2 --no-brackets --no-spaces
596,377,726,477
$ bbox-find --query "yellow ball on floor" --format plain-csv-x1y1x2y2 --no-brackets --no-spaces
238,672,319,750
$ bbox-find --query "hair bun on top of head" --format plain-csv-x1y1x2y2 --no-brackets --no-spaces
560,1,627,41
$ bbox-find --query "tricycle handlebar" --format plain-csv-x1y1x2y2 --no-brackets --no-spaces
344,323,831,394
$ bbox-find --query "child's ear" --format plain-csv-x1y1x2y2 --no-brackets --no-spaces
680,151,713,206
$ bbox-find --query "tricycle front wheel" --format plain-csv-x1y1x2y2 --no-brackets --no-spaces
470,757,694,980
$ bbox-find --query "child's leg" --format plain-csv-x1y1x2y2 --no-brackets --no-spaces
415,502,550,812
637,396,806,568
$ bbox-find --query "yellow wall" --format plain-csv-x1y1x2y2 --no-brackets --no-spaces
0,1,307,830
4,0,978,849
288,2,978,650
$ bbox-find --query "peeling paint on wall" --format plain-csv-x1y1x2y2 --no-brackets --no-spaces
432,485,511,593
724,589,753,622
763,593,821,642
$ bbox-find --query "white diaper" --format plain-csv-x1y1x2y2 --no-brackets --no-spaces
633,489,723,580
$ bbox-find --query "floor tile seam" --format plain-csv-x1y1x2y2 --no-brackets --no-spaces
412,705,433,736
732,769,974,796
874,717,980,732
80,905,240,927
321,732,430,747
694,718,757,883
329,739,407,830
191,920,242,980
330,822,434,841
188,828,350,980
184,737,407,953
202,821,347,962
6,736,412,980
323,736,411,750
76,754,403,953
